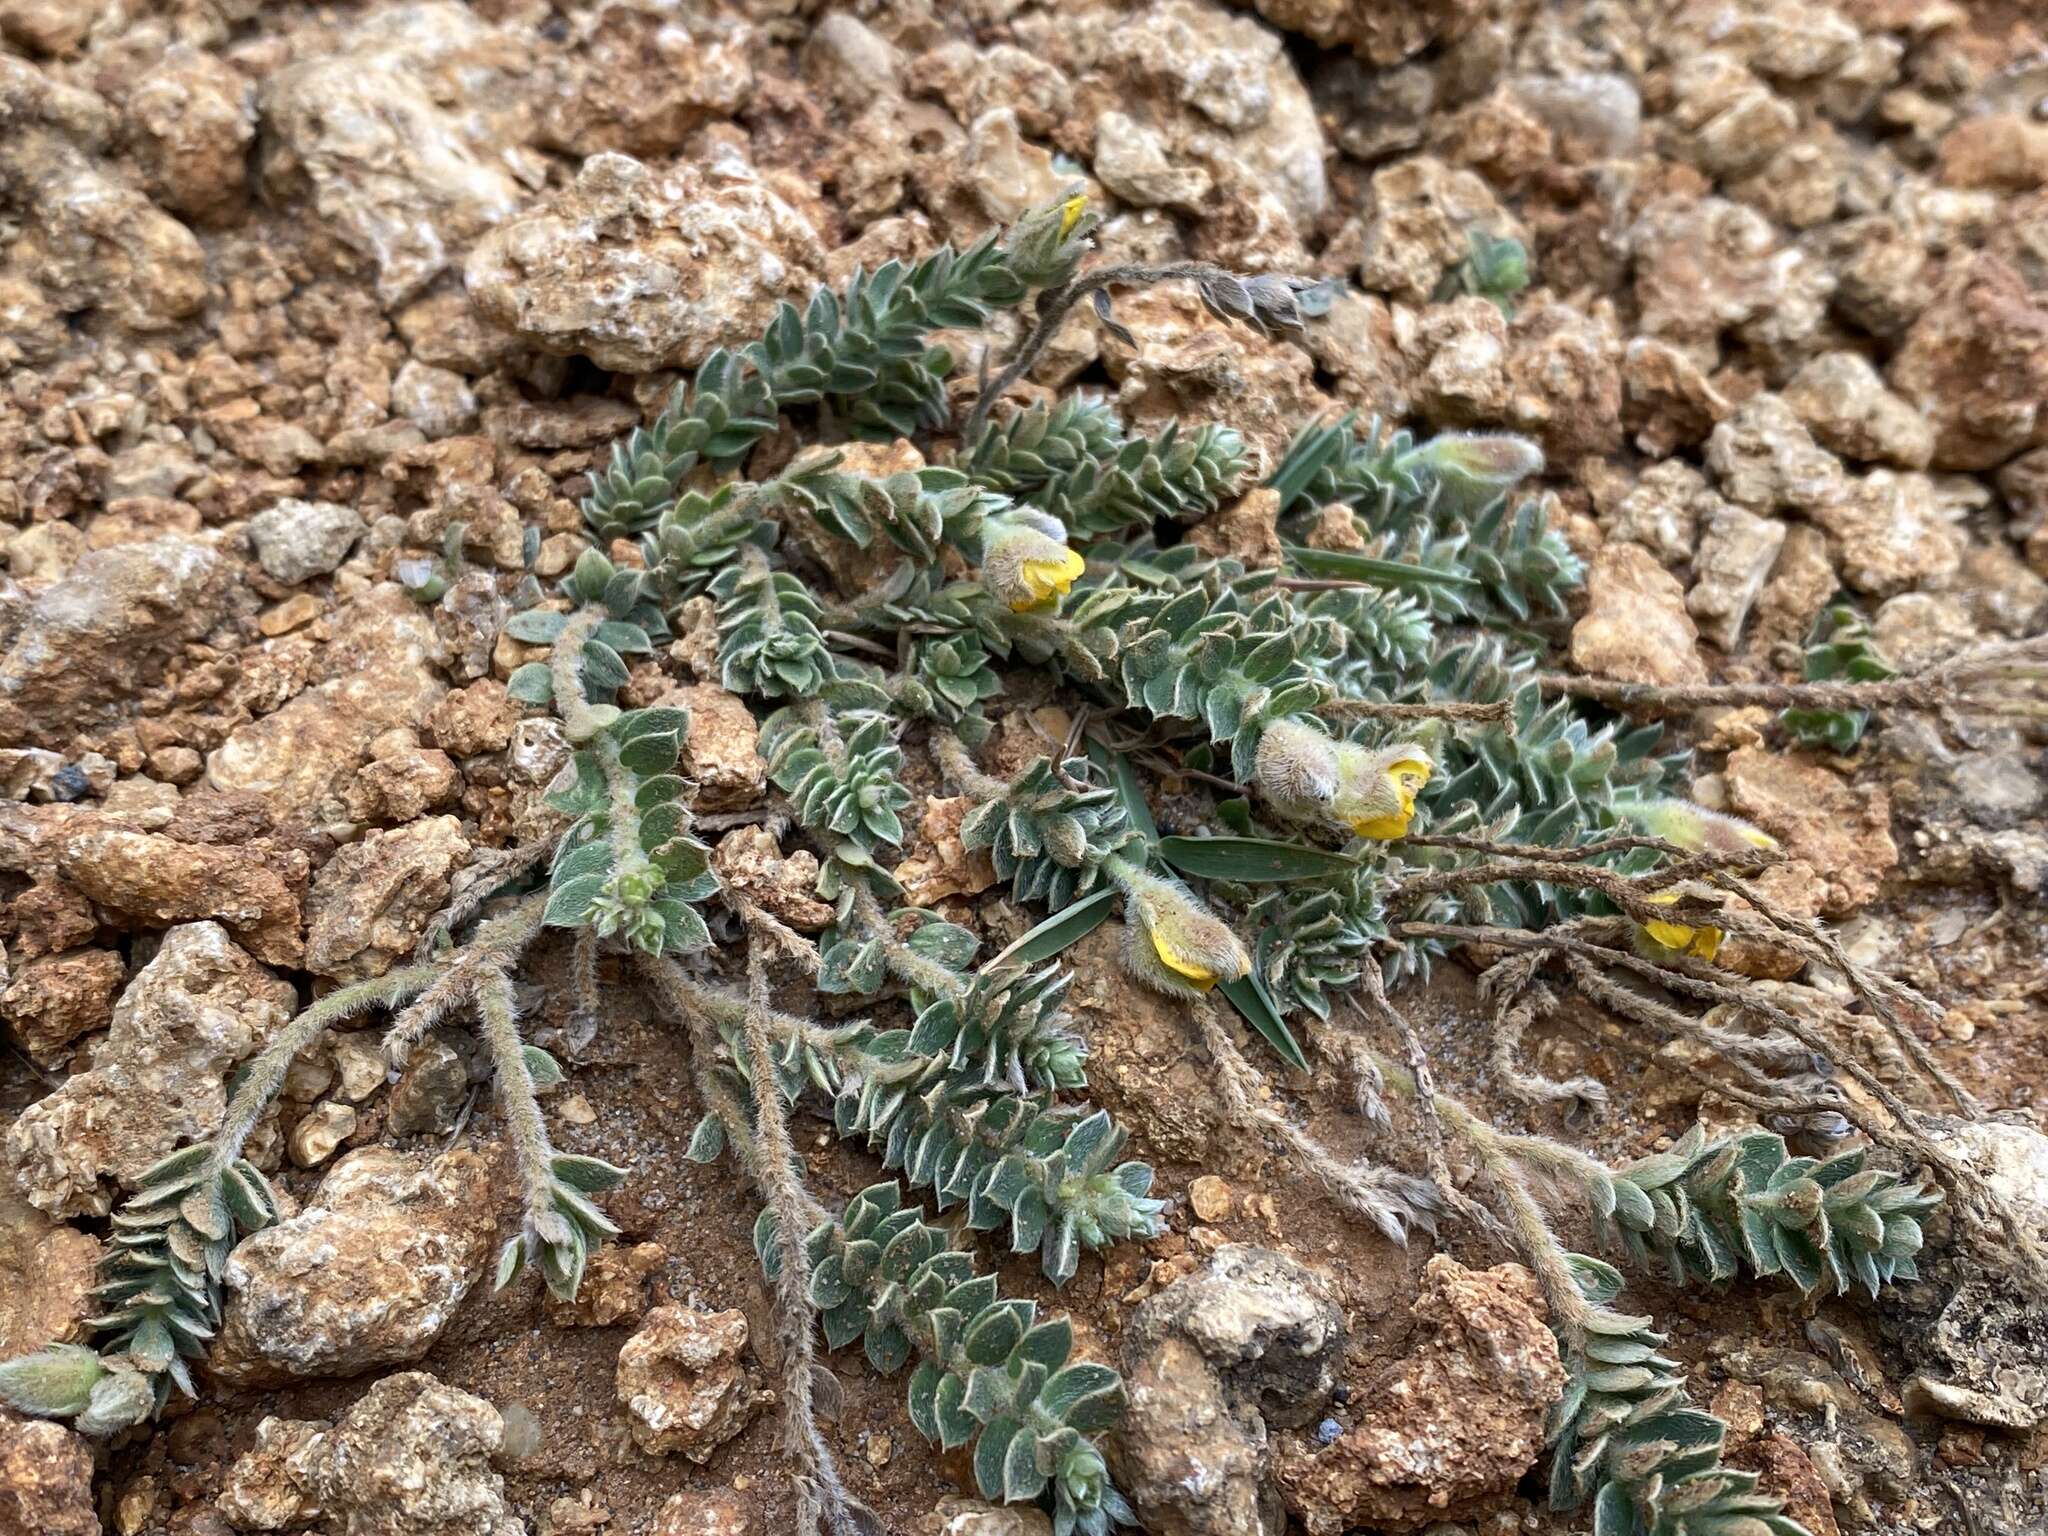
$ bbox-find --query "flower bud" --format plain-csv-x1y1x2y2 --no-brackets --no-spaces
980,514,1087,613
0,1345,106,1420
1397,432,1545,504
76,1365,156,1437
1118,870,1250,998
1332,741,1433,840
1623,798,1778,856
1253,717,1342,821
1003,189,1097,289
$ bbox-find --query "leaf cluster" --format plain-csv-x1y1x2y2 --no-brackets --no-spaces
1782,602,1893,751
1585,1125,1936,1297
1550,1255,1808,1536
759,1182,1135,1536
544,707,716,955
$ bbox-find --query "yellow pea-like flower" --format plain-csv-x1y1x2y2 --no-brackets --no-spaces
1334,743,1433,841
1117,869,1250,999
1637,890,1724,962
1059,193,1088,239
1014,545,1087,611
982,514,1086,613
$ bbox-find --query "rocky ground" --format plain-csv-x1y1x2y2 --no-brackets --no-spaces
1,1,2046,1534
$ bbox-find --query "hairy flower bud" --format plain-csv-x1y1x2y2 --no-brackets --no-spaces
980,512,1087,612
1253,717,1342,820
0,1344,107,1421
1623,798,1778,856
1003,188,1096,289
76,1364,157,1437
1332,741,1432,840
1398,432,1545,505
1117,869,1250,997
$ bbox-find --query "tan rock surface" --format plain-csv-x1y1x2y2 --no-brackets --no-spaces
211,1147,497,1386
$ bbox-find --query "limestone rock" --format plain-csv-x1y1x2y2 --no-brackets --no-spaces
1353,155,1515,303
893,794,999,908
0,535,229,750
1097,283,1330,465
1094,111,1212,214
1630,196,1828,362
1569,542,1707,686
1621,336,1733,456
1725,746,1896,915
0,1411,97,1536
428,681,521,759
913,1500,1048,1536
1113,1245,1345,1536
1085,0,1328,233
1662,52,1796,179
1810,471,1963,599
287,1102,357,1169
1237,0,1483,69
669,684,764,812
0,57,205,334
1705,394,1846,516
1501,301,1624,461
1274,1256,1563,1533
615,1305,758,1462
536,4,754,159
247,499,367,585
2,922,294,1217
235,1373,524,1536
303,816,469,983
211,1147,496,1386
45,815,306,966
0,1188,97,1358
1401,296,1509,426
258,2,535,305
1594,459,1719,566
709,826,832,932
465,149,823,374
1750,523,1838,652
343,740,462,825
1688,505,1788,651
208,585,449,828
0,947,122,1066
217,1416,325,1532
1186,486,1284,567
545,1241,664,1330
654,1492,754,1536
1782,353,1935,470
1886,254,2048,472
124,45,255,225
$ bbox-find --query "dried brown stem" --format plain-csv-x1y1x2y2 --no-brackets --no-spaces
1316,695,1516,724
1538,634,2047,717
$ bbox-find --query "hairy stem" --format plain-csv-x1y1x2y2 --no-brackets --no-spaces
211,965,436,1173
475,966,555,1228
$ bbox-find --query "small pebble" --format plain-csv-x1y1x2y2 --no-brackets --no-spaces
1314,1417,1342,1446
1189,1174,1233,1223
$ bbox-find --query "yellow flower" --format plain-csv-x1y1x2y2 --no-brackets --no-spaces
1638,890,1723,962
983,514,1086,612
1117,869,1250,999
1334,743,1433,840
1059,193,1088,239
1013,545,1086,612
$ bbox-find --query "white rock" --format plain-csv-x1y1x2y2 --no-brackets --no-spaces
247,499,367,584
